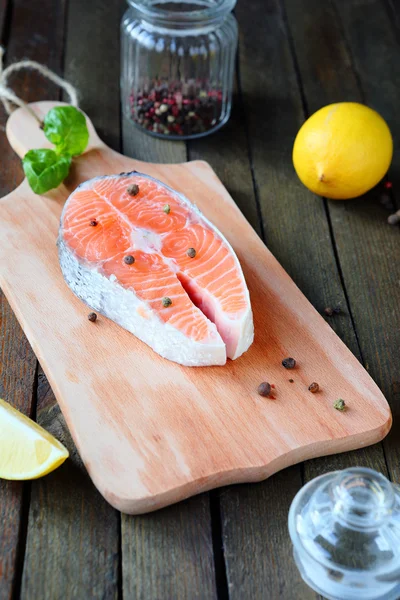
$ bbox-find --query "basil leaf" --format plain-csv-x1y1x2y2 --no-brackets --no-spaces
43,106,89,156
22,149,72,195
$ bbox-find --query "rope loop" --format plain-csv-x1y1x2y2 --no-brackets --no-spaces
0,46,79,125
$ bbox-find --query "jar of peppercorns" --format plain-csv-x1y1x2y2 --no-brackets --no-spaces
121,0,238,140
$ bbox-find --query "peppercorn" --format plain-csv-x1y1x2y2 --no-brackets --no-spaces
163,204,171,214
289,379,294,383
334,399,346,411
187,248,196,258
124,255,135,265
90,219,98,227
88,312,97,322
129,83,224,138
257,382,271,397
282,357,296,369
127,184,139,196
162,297,172,307
308,382,320,393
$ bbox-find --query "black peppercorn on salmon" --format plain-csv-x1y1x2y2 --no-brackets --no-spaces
58,172,254,366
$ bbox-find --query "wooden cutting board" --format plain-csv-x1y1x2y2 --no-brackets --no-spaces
0,101,391,514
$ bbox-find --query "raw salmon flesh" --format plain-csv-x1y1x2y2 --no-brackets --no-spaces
58,172,254,366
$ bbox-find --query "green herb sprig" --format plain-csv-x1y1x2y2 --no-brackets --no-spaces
22,106,89,194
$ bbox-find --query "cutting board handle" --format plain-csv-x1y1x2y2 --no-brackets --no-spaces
6,101,103,159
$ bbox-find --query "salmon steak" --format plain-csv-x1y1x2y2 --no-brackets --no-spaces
58,172,254,366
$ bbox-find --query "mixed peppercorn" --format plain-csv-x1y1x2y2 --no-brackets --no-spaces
256,357,347,411
129,81,224,138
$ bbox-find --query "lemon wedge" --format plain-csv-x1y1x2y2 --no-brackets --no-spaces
0,398,69,480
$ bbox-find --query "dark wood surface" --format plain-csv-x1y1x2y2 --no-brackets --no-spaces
0,0,399,598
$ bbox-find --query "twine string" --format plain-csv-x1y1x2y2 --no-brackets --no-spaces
0,46,79,125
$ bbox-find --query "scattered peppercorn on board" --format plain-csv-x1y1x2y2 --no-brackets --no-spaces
0,102,391,514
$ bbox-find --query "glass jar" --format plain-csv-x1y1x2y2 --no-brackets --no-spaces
121,0,238,140
288,468,400,600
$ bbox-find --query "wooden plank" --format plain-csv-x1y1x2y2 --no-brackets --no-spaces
186,82,279,600
282,0,390,484
187,74,311,598
218,0,391,597
0,0,63,597
237,0,393,493
215,3,315,596
0,293,36,600
190,106,312,600
20,1,120,598
328,0,400,482
188,93,262,236
280,0,391,486
118,3,217,598
21,368,120,599
283,0,400,482
0,0,9,45
220,468,310,599
61,0,124,152
387,0,400,30
236,0,360,354
121,495,217,600
120,37,217,600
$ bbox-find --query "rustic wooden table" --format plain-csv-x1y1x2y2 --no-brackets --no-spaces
1,0,399,598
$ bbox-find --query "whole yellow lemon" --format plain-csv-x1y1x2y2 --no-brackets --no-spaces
293,103,393,199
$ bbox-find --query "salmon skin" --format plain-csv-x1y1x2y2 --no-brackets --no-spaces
58,171,254,366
